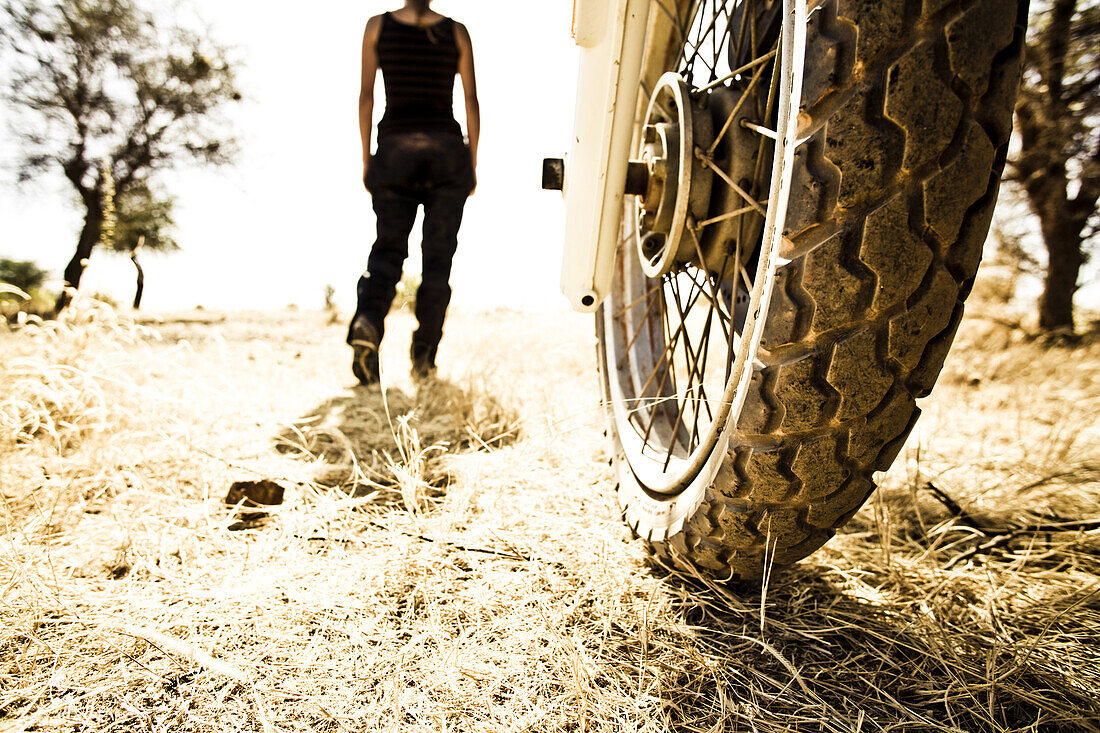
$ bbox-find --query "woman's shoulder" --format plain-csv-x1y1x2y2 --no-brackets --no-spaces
451,19,471,45
363,13,386,44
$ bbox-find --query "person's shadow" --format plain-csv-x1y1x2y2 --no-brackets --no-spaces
275,377,518,509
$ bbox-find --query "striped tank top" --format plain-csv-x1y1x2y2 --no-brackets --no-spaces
376,12,462,139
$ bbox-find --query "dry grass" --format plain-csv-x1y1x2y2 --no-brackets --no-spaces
1,300,1098,732
0,296,152,449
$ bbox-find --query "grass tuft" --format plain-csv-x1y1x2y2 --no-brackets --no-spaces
0,295,153,449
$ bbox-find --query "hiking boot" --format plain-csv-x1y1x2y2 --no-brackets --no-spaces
410,342,436,381
349,317,381,385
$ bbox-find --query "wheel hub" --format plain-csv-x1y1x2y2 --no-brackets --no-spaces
634,73,714,278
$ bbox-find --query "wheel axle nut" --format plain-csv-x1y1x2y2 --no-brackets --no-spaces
625,161,650,196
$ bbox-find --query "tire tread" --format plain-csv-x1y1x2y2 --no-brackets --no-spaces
638,0,1027,580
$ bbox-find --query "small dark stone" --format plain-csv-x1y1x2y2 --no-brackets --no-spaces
224,479,285,529
225,479,284,508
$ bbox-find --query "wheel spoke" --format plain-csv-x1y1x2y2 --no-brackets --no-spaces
608,0,803,491
680,266,728,321
734,0,755,73
740,119,780,140
696,47,777,95
713,0,737,80
644,0,770,469
638,271,707,404
677,0,705,70
634,267,708,437
752,40,783,183
619,285,662,367
640,277,681,450
707,47,774,156
661,276,694,470
695,202,761,230
699,153,769,217
660,268,712,462
678,260,722,451
654,0,686,41
650,97,676,123
685,0,725,82
662,273,715,467
639,375,672,456
686,225,734,346
681,274,718,453
614,279,663,319
639,361,672,453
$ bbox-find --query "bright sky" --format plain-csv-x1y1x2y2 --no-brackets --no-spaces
0,1,579,312
2,2,1094,314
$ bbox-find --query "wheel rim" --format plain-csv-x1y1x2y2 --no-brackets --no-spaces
603,0,807,496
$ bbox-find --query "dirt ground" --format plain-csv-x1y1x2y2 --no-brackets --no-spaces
2,301,1098,732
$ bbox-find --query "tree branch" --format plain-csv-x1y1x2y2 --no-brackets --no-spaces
1069,131,1100,222
1045,0,1076,105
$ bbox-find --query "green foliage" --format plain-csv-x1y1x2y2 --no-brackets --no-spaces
93,161,178,254
0,0,241,193
87,292,119,307
0,0,239,307
323,284,340,323
0,259,57,319
0,259,50,294
97,161,117,250
110,181,179,254
392,271,420,312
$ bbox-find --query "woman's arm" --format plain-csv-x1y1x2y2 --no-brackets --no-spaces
455,22,480,192
359,15,382,190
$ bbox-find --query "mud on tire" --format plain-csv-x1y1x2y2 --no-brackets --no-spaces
605,0,1029,580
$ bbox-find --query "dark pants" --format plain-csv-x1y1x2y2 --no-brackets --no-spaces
350,131,474,366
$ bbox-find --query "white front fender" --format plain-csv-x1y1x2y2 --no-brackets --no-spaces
559,0,651,312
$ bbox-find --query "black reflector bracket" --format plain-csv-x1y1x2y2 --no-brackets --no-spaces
542,158,565,191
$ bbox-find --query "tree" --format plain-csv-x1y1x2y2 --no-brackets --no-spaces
0,0,240,313
0,258,50,292
1009,0,1100,332
98,163,178,308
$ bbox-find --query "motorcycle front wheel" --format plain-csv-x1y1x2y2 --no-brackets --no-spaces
599,0,1028,580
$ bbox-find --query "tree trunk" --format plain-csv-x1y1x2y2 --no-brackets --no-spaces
1007,0,1100,335
55,199,103,314
1022,149,1086,333
131,236,145,309
1037,214,1084,332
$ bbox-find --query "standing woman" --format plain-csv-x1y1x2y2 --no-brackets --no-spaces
349,0,479,384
